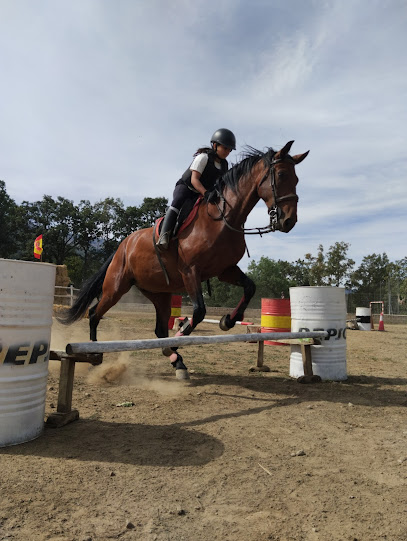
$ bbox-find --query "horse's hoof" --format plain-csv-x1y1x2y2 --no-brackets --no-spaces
171,353,188,371
176,369,190,380
219,314,234,331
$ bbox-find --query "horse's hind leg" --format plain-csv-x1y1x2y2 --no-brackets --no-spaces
89,260,134,341
140,290,189,379
176,267,206,336
217,265,256,331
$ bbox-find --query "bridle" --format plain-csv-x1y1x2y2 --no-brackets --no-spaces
260,155,299,232
211,154,298,235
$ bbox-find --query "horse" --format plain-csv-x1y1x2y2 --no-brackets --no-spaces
59,141,309,378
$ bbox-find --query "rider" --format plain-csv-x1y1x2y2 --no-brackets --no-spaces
157,128,236,250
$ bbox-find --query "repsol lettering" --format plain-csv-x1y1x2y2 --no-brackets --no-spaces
298,327,346,340
0,340,49,365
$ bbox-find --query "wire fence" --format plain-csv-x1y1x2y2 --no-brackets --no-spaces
54,285,407,322
346,293,406,316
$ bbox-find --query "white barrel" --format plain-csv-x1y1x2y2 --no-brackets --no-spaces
0,259,56,447
289,286,347,381
356,307,371,331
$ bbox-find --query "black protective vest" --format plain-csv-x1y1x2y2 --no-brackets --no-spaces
178,151,228,192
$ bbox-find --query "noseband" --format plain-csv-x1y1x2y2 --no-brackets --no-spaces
260,156,299,231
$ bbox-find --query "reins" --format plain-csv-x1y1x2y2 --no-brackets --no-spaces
209,155,298,236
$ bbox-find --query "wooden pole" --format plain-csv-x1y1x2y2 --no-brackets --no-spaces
66,331,328,355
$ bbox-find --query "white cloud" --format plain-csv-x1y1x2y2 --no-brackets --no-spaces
0,0,406,270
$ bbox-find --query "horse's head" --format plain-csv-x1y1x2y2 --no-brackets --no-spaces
257,141,309,233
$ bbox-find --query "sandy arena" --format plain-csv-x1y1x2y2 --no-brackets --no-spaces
1,311,407,541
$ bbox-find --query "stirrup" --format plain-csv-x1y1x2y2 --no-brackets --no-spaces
157,232,171,250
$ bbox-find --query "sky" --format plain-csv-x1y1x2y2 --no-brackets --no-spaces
1,0,406,271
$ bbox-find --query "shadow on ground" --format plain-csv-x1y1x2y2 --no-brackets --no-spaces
0,420,224,466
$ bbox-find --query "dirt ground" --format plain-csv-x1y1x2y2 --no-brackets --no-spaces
1,311,407,541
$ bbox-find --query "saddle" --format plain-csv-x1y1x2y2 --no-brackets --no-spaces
155,196,202,241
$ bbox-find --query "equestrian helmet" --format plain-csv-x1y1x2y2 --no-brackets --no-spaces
211,128,236,150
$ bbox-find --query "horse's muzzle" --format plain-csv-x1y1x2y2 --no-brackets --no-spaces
268,206,296,233
280,216,296,232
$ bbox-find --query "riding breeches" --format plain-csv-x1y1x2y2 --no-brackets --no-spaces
171,183,199,211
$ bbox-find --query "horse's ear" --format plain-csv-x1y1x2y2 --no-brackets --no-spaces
292,151,310,164
278,140,295,158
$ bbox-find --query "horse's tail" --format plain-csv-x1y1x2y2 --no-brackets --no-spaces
57,253,115,325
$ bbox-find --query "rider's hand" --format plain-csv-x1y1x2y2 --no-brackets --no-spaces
203,190,218,204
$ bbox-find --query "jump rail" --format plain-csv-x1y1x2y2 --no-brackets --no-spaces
66,331,328,355
47,331,328,429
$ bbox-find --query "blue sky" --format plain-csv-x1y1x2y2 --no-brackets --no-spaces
1,0,406,270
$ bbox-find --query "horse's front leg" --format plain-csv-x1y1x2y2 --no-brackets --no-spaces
217,265,256,331
139,289,189,379
176,266,206,337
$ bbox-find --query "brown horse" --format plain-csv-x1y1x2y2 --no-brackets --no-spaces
60,141,308,377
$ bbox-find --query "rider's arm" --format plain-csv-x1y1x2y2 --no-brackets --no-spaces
191,170,207,196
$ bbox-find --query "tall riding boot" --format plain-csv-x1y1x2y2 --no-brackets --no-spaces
157,207,179,250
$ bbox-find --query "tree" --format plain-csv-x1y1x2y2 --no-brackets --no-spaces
138,197,168,228
395,257,407,301
19,196,79,264
247,257,297,306
349,253,392,312
304,245,326,285
119,197,168,237
93,197,125,259
70,200,105,282
325,242,355,287
290,258,312,286
204,277,242,307
0,181,19,258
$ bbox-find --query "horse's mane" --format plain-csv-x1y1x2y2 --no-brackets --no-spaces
216,146,276,194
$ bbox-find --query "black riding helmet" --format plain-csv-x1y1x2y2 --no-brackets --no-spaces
211,128,236,150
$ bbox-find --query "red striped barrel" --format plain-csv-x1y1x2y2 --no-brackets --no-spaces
261,298,291,345
168,295,182,330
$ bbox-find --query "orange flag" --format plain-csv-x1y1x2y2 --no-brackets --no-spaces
34,234,43,260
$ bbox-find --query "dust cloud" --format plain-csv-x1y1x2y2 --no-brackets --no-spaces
50,317,188,397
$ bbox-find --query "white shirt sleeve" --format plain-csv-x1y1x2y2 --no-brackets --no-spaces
190,153,208,175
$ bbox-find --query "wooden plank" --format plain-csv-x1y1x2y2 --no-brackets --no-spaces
50,350,103,365
257,340,265,367
270,337,322,346
301,344,313,376
66,331,328,354
56,357,76,414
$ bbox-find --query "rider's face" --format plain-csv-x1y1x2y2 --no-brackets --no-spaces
215,144,232,160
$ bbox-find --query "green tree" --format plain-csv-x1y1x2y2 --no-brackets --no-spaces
247,257,296,306
63,255,84,287
138,197,168,227
15,196,79,263
120,197,168,237
290,258,312,286
325,241,355,287
395,257,407,301
204,277,243,307
0,181,19,258
304,245,326,285
74,200,104,280
349,253,391,312
94,197,125,259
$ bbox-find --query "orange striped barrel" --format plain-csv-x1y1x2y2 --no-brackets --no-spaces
168,295,182,330
261,298,291,345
